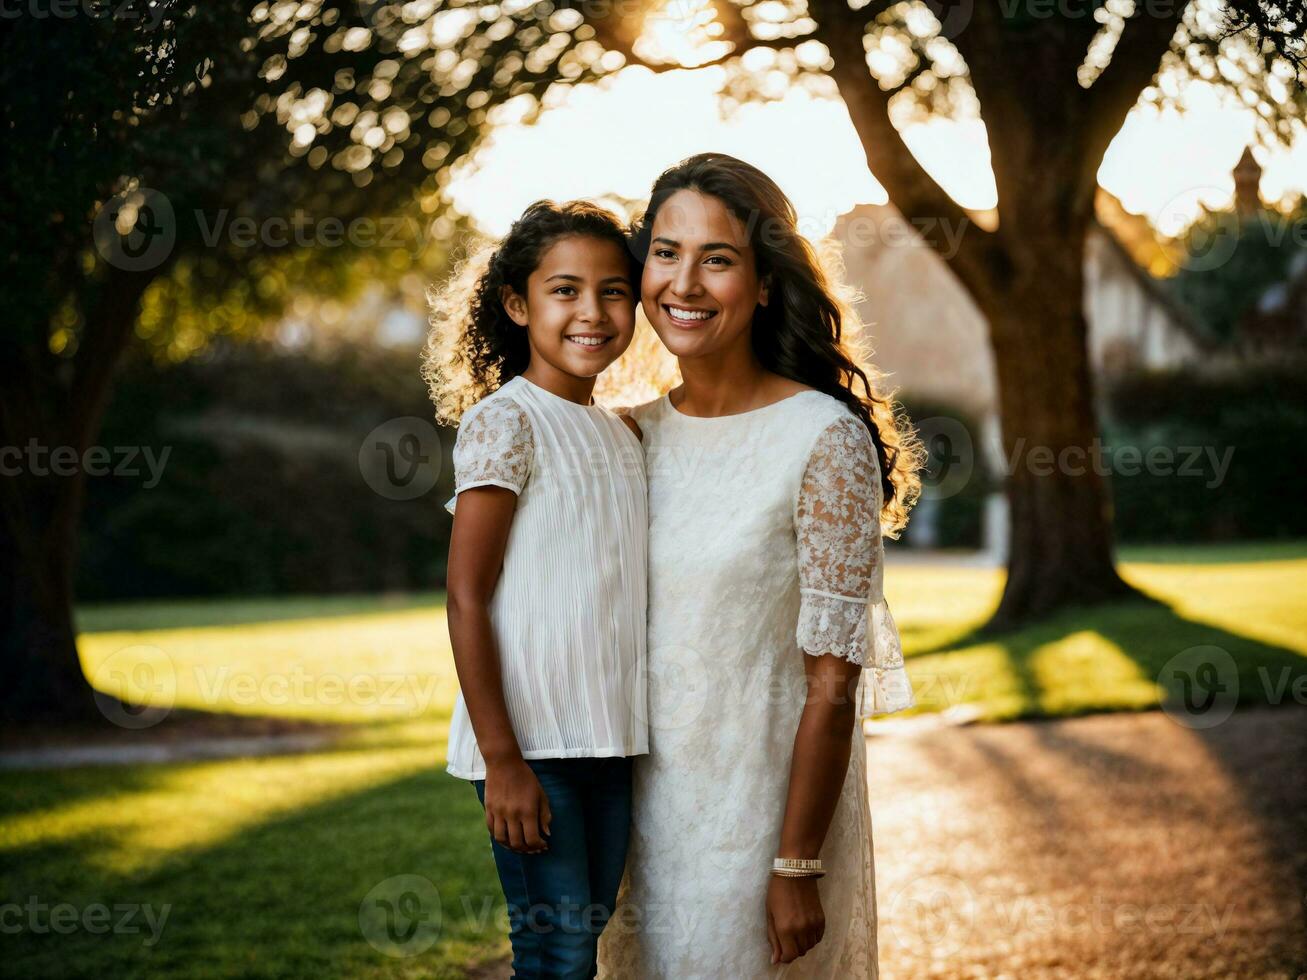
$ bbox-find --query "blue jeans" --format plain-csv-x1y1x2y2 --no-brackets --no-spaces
472,756,633,980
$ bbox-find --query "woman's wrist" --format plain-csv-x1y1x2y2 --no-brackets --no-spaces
776,838,823,861
769,872,822,889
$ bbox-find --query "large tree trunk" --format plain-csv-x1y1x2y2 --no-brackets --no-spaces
978,226,1139,630
0,353,102,724
809,0,1183,631
1,265,159,724
0,489,100,725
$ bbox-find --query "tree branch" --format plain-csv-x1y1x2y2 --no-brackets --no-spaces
588,6,796,72
806,0,997,293
68,262,170,453
1080,2,1188,169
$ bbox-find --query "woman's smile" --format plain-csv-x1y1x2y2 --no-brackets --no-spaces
662,304,718,327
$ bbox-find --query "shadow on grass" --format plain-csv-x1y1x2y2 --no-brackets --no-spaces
1,706,359,755
74,592,446,635
0,763,508,980
1115,539,1307,564
907,589,1307,721
0,765,168,822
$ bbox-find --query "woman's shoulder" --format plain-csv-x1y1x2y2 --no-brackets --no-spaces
778,386,855,429
778,390,873,465
758,376,851,424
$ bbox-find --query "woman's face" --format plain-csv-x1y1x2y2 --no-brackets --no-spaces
640,189,769,361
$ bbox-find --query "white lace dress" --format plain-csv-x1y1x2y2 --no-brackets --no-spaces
596,389,914,980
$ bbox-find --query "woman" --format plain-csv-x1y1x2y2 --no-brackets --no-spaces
596,153,921,979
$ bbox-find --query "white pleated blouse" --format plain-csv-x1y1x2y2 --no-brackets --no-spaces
442,374,649,780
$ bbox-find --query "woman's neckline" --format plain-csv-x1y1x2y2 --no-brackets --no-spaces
514,374,602,410
663,387,819,421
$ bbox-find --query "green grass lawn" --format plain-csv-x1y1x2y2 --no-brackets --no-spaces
3,542,1306,979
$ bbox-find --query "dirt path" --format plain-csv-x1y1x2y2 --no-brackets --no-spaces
0,732,340,769
868,706,1306,979
470,707,1307,979
0,710,346,769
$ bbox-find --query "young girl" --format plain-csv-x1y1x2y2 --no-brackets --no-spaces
422,200,647,979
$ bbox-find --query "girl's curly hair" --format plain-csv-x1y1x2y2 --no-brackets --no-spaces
423,200,635,425
630,153,924,537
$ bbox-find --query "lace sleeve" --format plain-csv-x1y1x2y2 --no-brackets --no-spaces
444,397,534,515
795,413,915,717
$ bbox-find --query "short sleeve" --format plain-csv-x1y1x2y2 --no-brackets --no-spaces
444,398,534,515
795,413,915,717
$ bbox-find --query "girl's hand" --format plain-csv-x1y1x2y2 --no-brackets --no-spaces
766,875,825,965
483,758,552,855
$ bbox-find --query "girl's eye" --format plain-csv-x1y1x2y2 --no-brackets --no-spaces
704,255,732,266
653,248,676,260
604,287,630,297
553,286,577,296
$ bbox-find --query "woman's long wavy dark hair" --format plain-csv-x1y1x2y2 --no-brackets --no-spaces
630,152,923,536
423,199,634,425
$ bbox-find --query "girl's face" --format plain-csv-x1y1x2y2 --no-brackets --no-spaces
502,234,637,380
640,188,769,361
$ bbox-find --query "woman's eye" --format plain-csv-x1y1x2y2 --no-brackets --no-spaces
554,286,576,296
604,287,629,297
704,255,731,266
654,248,676,260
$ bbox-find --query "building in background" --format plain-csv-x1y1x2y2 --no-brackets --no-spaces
835,152,1271,557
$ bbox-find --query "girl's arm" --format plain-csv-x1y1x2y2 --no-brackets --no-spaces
445,400,549,855
613,405,643,441
767,413,886,965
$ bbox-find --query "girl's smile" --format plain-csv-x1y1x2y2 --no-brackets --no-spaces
565,332,617,349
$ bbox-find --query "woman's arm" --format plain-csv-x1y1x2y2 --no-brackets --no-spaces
767,653,862,964
767,412,885,965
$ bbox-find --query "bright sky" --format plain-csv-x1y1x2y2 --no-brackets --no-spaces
448,64,1307,240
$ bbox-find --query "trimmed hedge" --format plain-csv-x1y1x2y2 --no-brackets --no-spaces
1101,361,1307,542
77,347,1305,602
77,341,453,600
